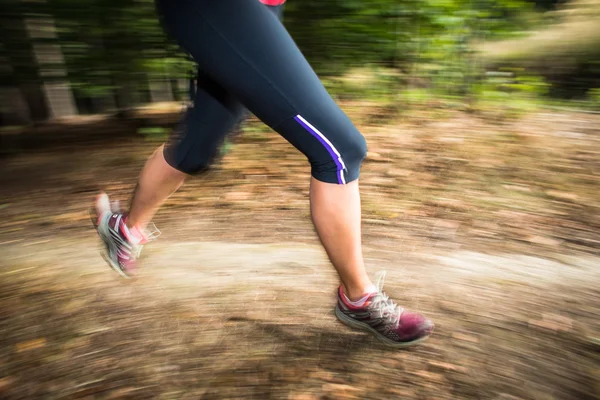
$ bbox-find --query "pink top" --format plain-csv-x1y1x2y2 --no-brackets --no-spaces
259,0,286,5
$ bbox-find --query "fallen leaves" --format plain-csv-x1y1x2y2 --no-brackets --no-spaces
288,393,319,400
16,338,47,352
529,314,574,333
365,152,387,162
0,377,14,393
428,360,468,373
546,190,578,202
452,332,480,343
1,108,600,400
526,235,562,247
413,370,445,382
321,383,362,399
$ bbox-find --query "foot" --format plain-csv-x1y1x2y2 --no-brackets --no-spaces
92,193,148,278
335,271,434,348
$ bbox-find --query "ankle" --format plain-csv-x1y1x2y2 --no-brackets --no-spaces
126,219,142,230
122,218,147,245
342,282,377,301
126,214,149,231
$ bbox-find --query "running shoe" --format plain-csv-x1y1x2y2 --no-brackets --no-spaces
335,271,434,347
91,193,159,278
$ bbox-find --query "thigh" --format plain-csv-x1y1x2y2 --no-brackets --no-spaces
164,71,246,173
163,1,287,174
156,0,366,183
157,0,333,126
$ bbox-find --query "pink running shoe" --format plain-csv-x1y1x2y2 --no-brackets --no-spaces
335,272,434,348
92,193,158,278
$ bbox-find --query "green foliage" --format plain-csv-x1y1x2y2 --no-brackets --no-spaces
285,0,533,77
475,70,550,97
138,126,167,140
471,70,550,117
219,140,234,156
322,66,400,101
3,0,598,120
587,88,600,108
49,0,191,101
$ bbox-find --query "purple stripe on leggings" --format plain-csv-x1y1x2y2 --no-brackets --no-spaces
294,115,345,184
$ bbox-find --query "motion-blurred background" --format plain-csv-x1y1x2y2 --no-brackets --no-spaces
2,0,600,123
1,1,599,399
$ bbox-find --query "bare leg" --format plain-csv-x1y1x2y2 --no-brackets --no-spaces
310,177,374,300
100,149,375,301
92,144,188,276
127,145,187,229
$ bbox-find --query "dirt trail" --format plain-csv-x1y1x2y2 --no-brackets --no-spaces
2,237,599,399
1,109,600,399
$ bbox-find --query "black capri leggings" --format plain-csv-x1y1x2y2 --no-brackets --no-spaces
157,0,367,184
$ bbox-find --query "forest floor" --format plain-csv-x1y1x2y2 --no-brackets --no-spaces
1,103,599,399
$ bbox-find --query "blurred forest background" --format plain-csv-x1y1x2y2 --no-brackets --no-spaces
1,0,600,126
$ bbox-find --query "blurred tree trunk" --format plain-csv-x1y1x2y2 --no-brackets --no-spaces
24,13,77,119
149,76,174,103
1,0,77,122
0,51,32,125
0,87,31,126
175,78,189,102
0,8,49,122
114,76,143,119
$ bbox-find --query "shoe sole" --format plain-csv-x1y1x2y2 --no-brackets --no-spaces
92,209,132,279
334,305,431,348
100,247,131,279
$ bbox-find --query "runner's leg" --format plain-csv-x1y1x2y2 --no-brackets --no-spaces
156,0,372,294
126,3,286,230
153,0,433,346
127,70,246,229
126,146,185,230
92,68,246,276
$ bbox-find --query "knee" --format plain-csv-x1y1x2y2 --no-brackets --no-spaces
311,129,367,185
341,131,367,183
163,143,212,175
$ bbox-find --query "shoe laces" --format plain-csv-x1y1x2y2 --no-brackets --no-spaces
132,223,161,258
144,222,161,241
369,271,403,328
112,201,161,259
